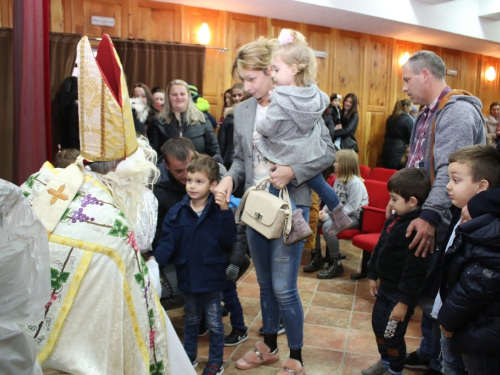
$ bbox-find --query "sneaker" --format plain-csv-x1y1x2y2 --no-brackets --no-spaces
284,209,313,245
189,355,198,368
224,328,248,346
198,320,208,337
202,363,224,375
405,351,429,369
361,360,389,375
259,320,286,335
235,341,279,370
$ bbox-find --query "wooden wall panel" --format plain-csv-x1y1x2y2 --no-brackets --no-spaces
391,40,420,106
305,25,333,95
137,7,178,41
362,111,388,167
461,53,481,96
183,7,224,116
336,30,363,99
82,0,123,37
441,48,461,90
0,0,13,28
51,0,65,32
479,56,500,114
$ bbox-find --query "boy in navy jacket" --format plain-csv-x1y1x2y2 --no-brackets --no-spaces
436,145,500,375
153,154,237,375
363,168,432,375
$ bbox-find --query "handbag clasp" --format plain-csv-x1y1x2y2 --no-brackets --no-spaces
254,211,263,221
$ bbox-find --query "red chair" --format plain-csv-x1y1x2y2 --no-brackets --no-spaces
367,167,397,182
359,165,371,180
349,180,390,280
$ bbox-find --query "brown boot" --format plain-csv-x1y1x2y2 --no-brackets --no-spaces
284,209,313,246
325,204,353,237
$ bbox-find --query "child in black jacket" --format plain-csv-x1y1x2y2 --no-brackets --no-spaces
362,168,432,375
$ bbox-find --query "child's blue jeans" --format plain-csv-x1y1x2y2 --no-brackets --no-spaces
184,291,224,367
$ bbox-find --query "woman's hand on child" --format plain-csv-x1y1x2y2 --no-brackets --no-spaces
389,302,408,322
318,210,325,222
461,205,471,223
269,165,295,189
440,325,453,338
334,124,342,130
215,191,229,210
406,218,435,258
368,279,378,297
214,176,234,203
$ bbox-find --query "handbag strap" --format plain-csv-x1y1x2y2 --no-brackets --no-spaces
279,187,292,238
234,185,255,224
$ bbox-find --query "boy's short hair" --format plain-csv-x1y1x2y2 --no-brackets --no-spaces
187,154,219,183
53,148,80,168
387,168,431,206
449,145,500,188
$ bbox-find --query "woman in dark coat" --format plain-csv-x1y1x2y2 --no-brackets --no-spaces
147,79,220,158
381,99,413,169
333,93,359,152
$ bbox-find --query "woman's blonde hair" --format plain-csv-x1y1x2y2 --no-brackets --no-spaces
273,29,317,87
160,79,206,125
336,149,361,183
232,37,280,81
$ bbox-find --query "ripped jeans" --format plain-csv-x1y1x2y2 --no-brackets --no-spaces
246,206,309,349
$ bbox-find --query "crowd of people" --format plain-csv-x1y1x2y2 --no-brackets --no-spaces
3,25,500,375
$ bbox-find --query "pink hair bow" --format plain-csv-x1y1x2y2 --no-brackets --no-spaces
278,29,294,45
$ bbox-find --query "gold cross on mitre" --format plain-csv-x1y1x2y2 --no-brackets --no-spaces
47,184,69,205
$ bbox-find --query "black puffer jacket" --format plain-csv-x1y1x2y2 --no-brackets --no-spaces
438,213,500,354
381,113,413,169
147,112,220,157
217,113,235,170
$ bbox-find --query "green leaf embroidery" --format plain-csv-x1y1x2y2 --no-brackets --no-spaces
22,191,30,198
149,308,154,328
72,192,83,202
61,208,71,221
118,211,125,219
108,219,129,238
25,173,40,189
50,268,70,290
150,361,164,375
134,273,145,289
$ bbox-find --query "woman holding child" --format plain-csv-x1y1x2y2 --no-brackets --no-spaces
215,30,335,374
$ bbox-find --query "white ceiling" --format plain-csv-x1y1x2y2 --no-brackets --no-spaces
161,0,500,58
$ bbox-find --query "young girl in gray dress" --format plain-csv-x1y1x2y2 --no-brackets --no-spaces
257,28,352,244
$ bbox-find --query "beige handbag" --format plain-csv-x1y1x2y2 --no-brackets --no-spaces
235,177,292,240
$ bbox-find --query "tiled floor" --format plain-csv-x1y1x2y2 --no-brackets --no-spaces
167,239,426,375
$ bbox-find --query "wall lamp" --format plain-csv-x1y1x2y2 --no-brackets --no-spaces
399,52,410,66
485,66,496,82
197,23,228,53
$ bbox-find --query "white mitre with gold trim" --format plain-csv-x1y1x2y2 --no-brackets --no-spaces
31,35,138,232
78,34,138,161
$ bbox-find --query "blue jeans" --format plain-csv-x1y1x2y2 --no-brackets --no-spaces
223,280,246,331
184,291,224,367
440,333,466,375
417,305,442,371
269,173,339,212
462,353,500,375
246,206,309,349
372,284,418,373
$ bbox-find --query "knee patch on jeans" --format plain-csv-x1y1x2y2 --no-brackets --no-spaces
376,337,386,345
387,347,400,357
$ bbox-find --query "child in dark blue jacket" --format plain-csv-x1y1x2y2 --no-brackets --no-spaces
153,154,237,375
363,168,432,375
436,145,500,375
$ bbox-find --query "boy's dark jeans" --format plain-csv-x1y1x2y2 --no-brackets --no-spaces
462,352,500,375
372,284,417,373
184,291,224,367
223,280,246,331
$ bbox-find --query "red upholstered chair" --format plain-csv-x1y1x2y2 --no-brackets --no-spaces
367,167,397,182
349,180,390,280
359,165,371,180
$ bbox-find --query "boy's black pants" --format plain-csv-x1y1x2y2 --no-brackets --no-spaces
371,284,418,373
